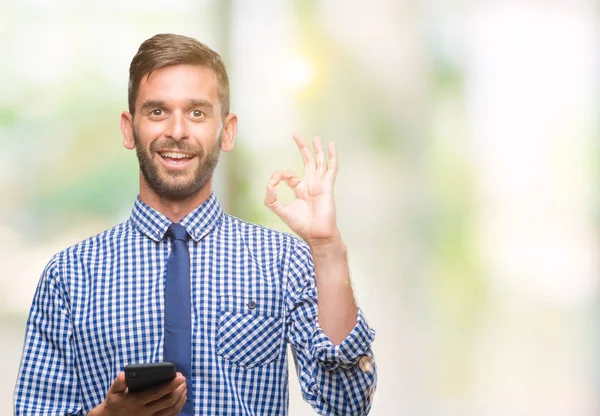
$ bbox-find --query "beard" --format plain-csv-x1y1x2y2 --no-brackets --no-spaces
133,128,221,200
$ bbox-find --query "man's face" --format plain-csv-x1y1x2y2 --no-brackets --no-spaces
126,64,228,200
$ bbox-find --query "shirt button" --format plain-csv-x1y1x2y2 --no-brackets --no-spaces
247,301,257,309
359,356,374,372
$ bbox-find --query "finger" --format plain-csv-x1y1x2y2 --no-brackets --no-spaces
268,170,301,189
173,386,188,414
137,374,186,405
265,170,301,214
108,372,127,394
173,386,189,416
147,381,187,413
153,385,188,416
326,141,338,181
293,132,315,168
264,182,286,216
313,136,326,176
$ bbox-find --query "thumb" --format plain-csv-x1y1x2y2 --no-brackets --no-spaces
108,371,127,394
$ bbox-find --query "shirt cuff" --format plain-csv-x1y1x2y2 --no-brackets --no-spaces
312,308,376,370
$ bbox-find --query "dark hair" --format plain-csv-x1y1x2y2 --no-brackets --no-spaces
128,33,230,117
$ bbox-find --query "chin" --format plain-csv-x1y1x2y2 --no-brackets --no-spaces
155,177,209,200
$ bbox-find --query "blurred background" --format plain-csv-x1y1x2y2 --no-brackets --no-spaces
1,0,599,414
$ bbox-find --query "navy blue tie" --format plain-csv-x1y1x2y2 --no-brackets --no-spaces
164,223,193,415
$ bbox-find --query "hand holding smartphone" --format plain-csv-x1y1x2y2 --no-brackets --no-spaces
89,363,185,416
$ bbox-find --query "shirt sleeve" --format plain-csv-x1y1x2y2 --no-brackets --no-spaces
13,257,83,416
285,239,377,416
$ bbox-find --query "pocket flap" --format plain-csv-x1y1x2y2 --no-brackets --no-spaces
218,295,282,318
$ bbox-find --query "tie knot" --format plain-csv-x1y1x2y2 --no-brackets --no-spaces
166,223,189,242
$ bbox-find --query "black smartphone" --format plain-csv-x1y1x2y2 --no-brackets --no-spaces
124,362,177,393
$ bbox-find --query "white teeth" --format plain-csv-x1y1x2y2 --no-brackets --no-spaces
160,152,193,159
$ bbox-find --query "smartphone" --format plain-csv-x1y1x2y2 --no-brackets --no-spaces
124,362,177,393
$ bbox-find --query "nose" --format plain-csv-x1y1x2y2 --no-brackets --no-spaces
165,111,188,141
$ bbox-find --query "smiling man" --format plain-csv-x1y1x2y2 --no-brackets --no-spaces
14,33,377,416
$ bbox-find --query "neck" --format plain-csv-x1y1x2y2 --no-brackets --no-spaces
138,174,214,223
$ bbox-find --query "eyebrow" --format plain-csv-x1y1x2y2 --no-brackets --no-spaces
139,99,215,114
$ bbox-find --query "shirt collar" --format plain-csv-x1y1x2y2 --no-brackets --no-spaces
130,192,224,242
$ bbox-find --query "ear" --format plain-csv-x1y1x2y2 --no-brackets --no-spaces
220,113,238,152
121,111,135,150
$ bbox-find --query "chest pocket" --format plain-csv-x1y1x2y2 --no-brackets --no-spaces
217,295,284,368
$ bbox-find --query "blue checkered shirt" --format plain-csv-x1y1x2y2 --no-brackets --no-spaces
14,193,377,415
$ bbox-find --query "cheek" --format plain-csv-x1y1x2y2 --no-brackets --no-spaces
136,123,163,148
141,122,165,137
191,121,223,142
190,121,213,134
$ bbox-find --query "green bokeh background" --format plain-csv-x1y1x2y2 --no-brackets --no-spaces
1,1,599,415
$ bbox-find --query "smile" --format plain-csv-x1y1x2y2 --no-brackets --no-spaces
157,151,196,169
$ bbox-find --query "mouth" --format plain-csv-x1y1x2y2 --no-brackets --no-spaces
156,150,197,169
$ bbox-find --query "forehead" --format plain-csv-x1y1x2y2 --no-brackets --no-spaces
137,64,220,108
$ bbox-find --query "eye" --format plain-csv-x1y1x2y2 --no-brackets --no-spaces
190,109,204,119
151,109,164,117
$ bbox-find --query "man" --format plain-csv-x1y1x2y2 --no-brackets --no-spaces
14,33,376,415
